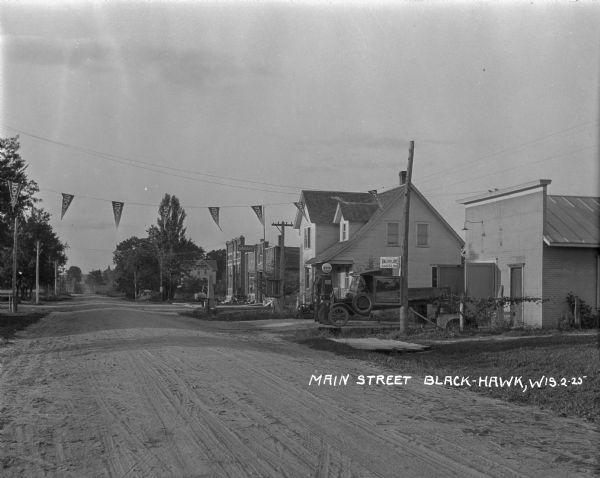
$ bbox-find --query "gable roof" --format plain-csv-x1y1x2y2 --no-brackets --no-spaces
544,195,600,247
307,184,464,265
334,202,380,223
293,190,374,228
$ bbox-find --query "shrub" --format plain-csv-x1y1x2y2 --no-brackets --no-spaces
428,294,546,329
566,292,599,329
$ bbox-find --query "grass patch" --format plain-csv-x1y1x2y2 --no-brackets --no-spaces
293,329,600,422
0,312,48,341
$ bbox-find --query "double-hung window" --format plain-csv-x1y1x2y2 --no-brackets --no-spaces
303,227,311,249
386,222,399,246
416,223,429,247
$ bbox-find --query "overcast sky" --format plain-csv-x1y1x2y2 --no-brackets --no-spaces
1,1,598,273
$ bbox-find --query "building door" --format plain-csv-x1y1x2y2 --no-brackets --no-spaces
466,262,497,298
510,266,523,325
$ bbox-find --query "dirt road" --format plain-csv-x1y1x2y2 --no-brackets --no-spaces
0,296,597,477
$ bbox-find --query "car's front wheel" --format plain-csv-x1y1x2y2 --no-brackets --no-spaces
329,305,350,326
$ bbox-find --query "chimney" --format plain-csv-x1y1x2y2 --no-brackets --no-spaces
400,170,407,185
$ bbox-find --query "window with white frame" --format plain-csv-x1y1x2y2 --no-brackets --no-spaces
303,227,311,249
416,223,429,247
386,222,399,246
341,222,348,241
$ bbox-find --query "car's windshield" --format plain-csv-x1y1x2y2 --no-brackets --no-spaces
348,275,366,294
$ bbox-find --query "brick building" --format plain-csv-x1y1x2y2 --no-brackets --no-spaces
225,236,300,302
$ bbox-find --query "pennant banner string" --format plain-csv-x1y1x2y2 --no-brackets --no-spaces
42,188,291,209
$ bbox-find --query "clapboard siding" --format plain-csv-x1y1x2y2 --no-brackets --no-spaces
337,193,462,286
298,219,342,299
543,245,599,328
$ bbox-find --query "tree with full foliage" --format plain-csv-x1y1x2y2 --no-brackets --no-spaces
147,194,204,300
0,136,40,227
113,236,158,298
66,266,83,293
85,269,105,292
102,267,115,289
206,248,226,296
112,194,204,300
67,266,82,283
206,249,226,281
0,136,67,297
9,208,68,297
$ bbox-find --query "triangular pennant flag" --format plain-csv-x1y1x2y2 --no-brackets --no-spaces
8,181,22,211
251,205,264,226
208,207,222,231
294,201,309,222
61,193,74,220
112,201,124,228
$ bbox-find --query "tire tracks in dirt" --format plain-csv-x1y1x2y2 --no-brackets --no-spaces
1,306,598,477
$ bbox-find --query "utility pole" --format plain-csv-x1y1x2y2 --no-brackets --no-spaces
11,215,18,312
133,269,137,300
54,260,58,296
262,205,266,303
35,240,41,305
399,141,415,334
8,181,21,312
271,221,293,312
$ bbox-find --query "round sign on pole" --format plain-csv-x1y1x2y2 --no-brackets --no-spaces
322,263,332,274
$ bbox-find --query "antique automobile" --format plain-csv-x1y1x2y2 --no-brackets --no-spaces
313,270,450,326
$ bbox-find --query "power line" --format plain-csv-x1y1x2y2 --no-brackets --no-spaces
4,120,596,203
417,119,599,186
0,123,304,195
418,142,599,191
452,144,599,188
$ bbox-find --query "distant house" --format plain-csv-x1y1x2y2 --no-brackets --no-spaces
294,172,464,302
186,259,218,300
187,259,218,281
458,179,600,328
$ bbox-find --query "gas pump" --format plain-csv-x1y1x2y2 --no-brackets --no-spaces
313,263,334,323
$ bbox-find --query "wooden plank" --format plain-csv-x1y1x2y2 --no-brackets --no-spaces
409,307,444,329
